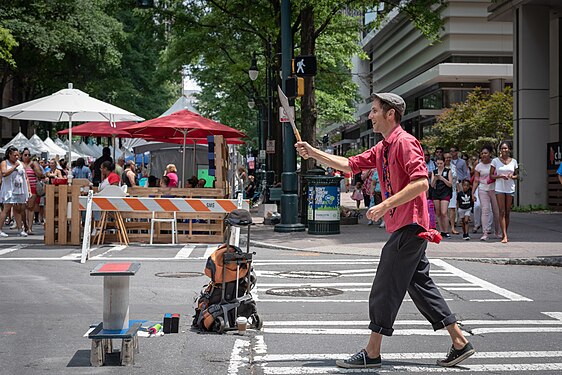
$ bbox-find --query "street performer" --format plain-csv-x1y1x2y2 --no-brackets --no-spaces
295,93,475,369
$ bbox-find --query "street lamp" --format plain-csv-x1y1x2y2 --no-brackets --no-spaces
249,54,259,81
248,53,270,200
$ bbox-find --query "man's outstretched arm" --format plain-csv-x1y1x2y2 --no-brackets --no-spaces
295,141,352,173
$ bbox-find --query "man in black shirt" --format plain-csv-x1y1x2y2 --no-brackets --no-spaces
92,147,113,187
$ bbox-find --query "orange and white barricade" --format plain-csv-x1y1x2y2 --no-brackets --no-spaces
79,192,248,263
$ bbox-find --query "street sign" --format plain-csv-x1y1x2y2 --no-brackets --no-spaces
266,140,275,153
293,55,317,76
279,106,295,123
259,150,266,161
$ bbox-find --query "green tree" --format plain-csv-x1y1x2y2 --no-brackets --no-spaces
424,87,513,156
0,0,123,100
0,26,17,67
0,0,175,137
162,0,445,176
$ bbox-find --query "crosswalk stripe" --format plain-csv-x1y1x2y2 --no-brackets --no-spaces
0,247,18,256
262,314,562,326
431,259,532,302
60,253,81,259
263,327,562,336
257,298,453,303
203,244,219,259
255,351,562,362
261,363,562,373
175,244,196,259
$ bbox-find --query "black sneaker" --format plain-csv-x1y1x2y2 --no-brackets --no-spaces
335,349,381,369
463,234,470,241
437,342,475,367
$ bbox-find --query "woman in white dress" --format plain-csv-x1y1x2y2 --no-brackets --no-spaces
0,146,30,237
490,141,518,243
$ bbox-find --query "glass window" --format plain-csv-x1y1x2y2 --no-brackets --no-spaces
420,91,443,109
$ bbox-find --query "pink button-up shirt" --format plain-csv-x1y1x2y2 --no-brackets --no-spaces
348,126,429,233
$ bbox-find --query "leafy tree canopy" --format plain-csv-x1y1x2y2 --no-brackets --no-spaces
161,0,445,149
0,26,17,67
0,0,176,131
423,87,513,157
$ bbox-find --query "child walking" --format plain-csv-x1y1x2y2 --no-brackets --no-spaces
457,180,474,240
351,181,364,208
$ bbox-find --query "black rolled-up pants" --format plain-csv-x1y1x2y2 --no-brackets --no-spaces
368,224,457,336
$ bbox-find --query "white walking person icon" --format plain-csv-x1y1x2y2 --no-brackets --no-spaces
296,59,305,74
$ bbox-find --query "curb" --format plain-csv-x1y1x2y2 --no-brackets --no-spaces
247,240,562,267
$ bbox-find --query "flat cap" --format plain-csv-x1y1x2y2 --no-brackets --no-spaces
372,93,405,116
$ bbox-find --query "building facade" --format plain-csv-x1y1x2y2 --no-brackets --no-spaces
339,0,562,207
488,0,562,208
346,0,514,153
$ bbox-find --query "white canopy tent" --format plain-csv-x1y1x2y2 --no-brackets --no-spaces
0,132,43,156
44,137,69,157
28,134,53,156
0,83,143,168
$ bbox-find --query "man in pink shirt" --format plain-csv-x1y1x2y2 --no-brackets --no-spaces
295,93,474,369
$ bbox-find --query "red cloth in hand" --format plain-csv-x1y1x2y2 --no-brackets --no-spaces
417,229,442,244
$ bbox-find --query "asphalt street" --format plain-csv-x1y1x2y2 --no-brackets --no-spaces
1,242,562,374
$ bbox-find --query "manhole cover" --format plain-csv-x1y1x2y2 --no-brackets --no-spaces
265,287,343,297
155,272,204,278
276,271,341,279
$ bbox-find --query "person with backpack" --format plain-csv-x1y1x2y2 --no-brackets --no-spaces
295,92,474,369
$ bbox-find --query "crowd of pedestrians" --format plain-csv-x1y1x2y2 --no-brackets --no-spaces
352,141,519,243
0,145,211,238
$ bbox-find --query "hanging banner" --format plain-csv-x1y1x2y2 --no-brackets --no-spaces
307,185,340,221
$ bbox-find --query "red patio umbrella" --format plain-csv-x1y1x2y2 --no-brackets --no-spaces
145,136,245,145
58,121,136,160
57,121,135,137
123,110,246,139
123,110,246,186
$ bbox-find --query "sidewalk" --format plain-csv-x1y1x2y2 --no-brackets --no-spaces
248,193,562,266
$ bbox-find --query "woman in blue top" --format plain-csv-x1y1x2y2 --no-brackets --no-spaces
72,157,92,181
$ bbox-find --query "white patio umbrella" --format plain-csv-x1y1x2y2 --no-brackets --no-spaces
0,83,143,170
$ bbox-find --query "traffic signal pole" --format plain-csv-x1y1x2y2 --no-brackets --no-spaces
275,0,305,233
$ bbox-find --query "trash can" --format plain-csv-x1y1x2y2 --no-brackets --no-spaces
305,174,342,235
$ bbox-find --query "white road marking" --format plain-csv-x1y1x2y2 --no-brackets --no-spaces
60,253,81,259
254,335,268,354
257,298,453,303
175,244,196,259
431,259,532,301
263,313,562,326
0,258,79,261
203,244,219,259
261,363,562,373
471,327,562,334
0,247,18,256
254,350,562,362
90,245,127,259
262,328,454,335
228,338,249,375
543,312,562,320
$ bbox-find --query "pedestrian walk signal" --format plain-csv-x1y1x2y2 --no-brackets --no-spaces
292,55,317,76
